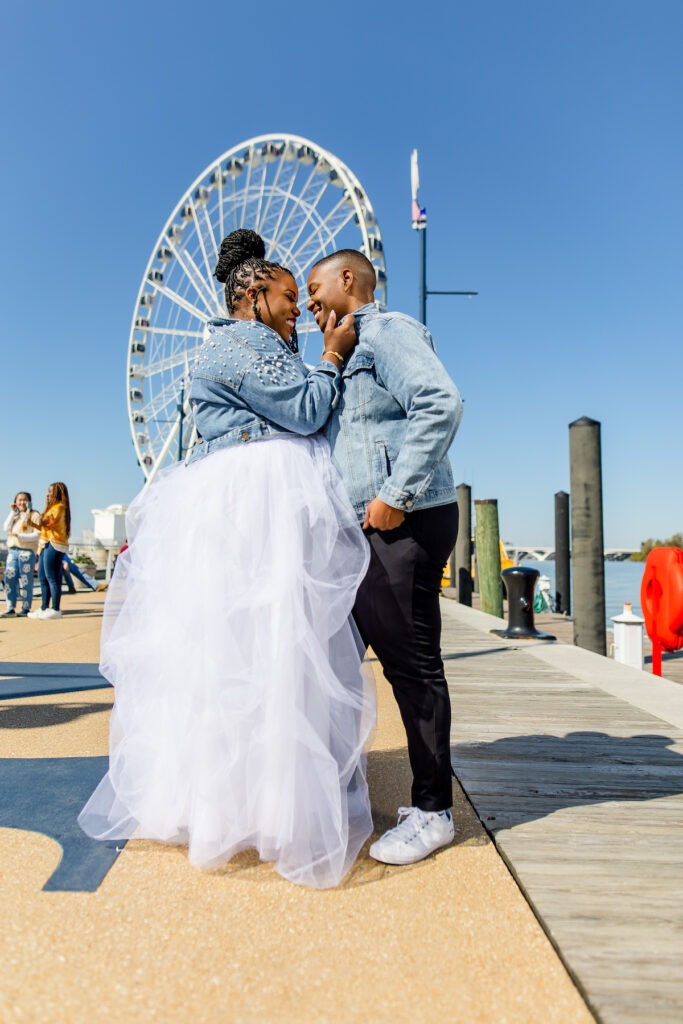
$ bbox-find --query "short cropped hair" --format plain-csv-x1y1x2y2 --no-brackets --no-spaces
311,249,376,287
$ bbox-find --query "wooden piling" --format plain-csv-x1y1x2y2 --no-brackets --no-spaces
554,491,571,615
456,483,472,606
569,417,606,655
474,499,503,618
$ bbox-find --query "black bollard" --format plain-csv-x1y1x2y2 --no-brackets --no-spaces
555,490,571,615
491,567,556,640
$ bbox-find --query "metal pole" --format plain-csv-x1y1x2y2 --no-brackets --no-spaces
411,150,476,327
474,499,503,618
455,483,472,606
554,490,571,614
569,417,606,655
177,381,185,463
419,225,427,325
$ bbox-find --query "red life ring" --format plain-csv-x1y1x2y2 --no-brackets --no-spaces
641,547,683,652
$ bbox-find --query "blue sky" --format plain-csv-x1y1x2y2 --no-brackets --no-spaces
1,0,680,547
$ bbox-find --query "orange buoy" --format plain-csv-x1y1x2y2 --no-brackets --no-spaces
640,547,683,674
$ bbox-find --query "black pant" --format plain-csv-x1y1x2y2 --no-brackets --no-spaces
353,502,459,811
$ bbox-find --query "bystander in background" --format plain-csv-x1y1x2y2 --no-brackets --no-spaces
2,491,40,617
62,553,107,593
28,482,71,620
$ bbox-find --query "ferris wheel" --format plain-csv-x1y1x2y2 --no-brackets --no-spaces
127,132,387,480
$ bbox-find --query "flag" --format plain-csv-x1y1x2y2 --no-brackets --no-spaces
411,149,427,228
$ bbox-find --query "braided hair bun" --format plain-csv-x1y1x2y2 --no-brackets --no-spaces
213,227,297,350
214,229,266,283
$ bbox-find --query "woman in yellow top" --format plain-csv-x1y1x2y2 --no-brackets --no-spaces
27,482,71,620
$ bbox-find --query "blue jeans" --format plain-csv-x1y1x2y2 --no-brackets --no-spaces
39,544,64,610
4,548,36,612
62,554,97,591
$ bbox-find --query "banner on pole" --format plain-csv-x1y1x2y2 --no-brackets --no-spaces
411,148,427,230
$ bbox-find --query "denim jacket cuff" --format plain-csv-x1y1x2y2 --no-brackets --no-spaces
377,481,419,511
312,360,341,408
313,359,341,378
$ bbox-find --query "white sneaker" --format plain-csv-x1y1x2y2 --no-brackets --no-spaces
41,609,63,619
369,806,454,865
27,609,46,619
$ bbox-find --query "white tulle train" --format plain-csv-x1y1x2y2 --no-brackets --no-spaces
78,435,375,888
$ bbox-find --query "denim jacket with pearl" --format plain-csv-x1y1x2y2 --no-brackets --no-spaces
186,318,341,463
323,303,463,520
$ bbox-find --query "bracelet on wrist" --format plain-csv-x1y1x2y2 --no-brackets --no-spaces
324,350,345,365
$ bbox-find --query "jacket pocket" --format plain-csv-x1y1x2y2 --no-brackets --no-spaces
341,354,374,410
373,441,391,490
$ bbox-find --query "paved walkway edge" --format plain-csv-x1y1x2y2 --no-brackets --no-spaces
441,598,683,730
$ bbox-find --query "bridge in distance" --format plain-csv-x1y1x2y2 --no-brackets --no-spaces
505,546,638,563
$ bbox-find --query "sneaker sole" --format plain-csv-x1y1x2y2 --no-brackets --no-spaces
368,832,454,866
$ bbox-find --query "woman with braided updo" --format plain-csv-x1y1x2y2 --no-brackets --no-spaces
80,229,375,889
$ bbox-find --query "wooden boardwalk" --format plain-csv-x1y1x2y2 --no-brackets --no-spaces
443,600,683,1024
462,592,683,686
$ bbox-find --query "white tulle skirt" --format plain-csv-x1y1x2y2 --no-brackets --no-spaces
78,435,375,888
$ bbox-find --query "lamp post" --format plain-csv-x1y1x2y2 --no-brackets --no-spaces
411,149,477,326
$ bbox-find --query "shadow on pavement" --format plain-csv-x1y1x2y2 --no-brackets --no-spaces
0,700,112,729
0,661,110,700
452,731,683,831
0,756,122,891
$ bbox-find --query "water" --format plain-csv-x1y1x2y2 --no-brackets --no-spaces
522,559,645,627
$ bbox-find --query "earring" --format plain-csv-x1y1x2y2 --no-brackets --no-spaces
288,326,299,354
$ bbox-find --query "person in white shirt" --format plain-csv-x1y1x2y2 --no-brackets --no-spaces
2,492,40,617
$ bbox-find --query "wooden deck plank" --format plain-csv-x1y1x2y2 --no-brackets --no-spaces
457,595,683,688
442,600,683,1024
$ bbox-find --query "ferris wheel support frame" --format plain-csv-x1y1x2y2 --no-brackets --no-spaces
127,133,386,480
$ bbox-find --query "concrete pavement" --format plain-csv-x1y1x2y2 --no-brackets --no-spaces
0,592,593,1023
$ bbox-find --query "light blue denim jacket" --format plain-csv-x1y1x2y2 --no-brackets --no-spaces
187,318,340,461
323,303,463,519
